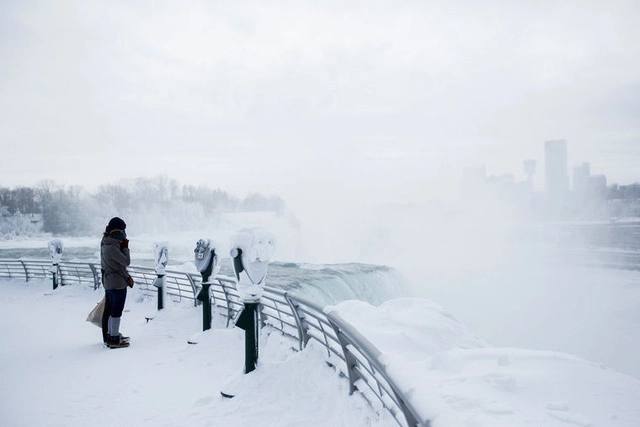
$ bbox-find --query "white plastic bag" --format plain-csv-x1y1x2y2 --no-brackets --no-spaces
86,297,105,328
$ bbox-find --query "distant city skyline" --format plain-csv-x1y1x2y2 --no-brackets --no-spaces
463,138,623,197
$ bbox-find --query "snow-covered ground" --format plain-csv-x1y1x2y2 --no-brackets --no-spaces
0,280,388,427
1,278,639,426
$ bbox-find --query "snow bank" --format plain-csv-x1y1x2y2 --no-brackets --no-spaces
416,348,640,426
328,298,488,360
331,298,640,426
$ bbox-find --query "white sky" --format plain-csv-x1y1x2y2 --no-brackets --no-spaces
1,0,639,206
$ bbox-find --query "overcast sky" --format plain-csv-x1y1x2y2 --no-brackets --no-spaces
1,0,638,208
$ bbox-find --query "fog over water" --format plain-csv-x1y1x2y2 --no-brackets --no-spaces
2,204,639,381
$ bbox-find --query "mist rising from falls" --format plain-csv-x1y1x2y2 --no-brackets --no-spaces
265,262,412,306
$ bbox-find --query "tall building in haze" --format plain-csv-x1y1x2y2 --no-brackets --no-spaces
523,158,536,191
544,139,568,197
573,162,591,194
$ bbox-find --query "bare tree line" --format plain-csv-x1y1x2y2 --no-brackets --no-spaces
0,176,286,236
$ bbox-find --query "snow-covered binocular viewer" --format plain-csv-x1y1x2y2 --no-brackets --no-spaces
194,238,219,283
48,239,63,265
153,243,169,277
230,228,275,303
48,239,63,290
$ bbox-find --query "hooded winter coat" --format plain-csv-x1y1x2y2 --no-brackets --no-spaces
100,235,131,290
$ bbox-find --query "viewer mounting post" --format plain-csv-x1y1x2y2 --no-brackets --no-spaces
47,239,63,290
231,248,260,374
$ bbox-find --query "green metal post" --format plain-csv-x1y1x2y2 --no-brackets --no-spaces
236,302,259,373
155,275,165,310
52,265,58,290
197,282,212,331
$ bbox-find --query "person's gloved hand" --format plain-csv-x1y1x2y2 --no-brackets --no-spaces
121,239,129,249
127,276,134,288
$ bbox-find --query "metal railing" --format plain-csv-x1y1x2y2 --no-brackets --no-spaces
0,259,51,282
59,262,100,287
0,258,428,427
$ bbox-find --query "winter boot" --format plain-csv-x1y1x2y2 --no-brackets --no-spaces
104,333,129,345
107,335,130,349
107,316,129,347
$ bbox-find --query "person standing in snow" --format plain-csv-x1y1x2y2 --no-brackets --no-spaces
100,217,134,349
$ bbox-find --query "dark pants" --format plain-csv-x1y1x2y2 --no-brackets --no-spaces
101,288,127,341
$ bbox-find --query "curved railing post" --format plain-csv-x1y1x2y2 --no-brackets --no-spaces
88,263,100,290
283,293,309,350
5,262,12,279
326,315,361,395
186,273,199,307
220,281,234,327
174,276,181,302
20,260,29,282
